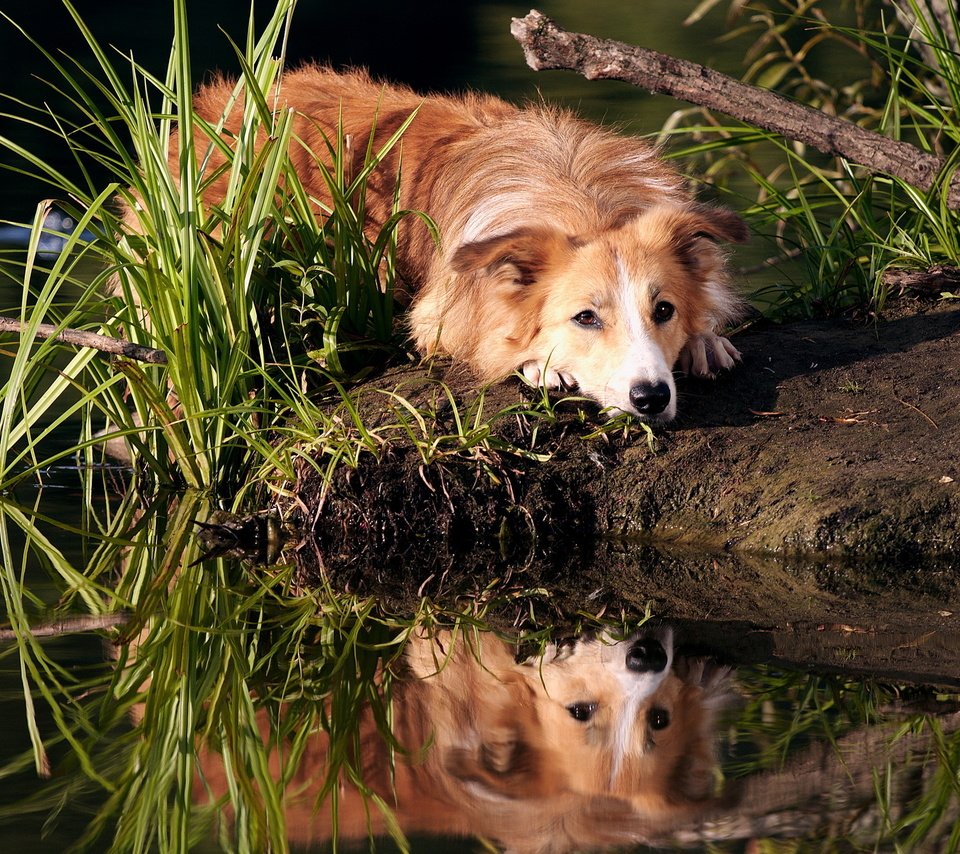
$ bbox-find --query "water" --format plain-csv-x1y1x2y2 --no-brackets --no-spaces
3,2,957,852
1,481,958,852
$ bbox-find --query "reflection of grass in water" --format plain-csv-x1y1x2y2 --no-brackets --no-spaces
728,666,897,774
3,483,960,851
102,496,427,852
0,483,639,851
725,664,960,850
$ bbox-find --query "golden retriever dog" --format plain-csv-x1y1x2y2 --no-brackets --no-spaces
190,627,732,853
139,66,748,420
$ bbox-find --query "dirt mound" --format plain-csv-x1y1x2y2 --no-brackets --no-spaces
289,297,960,680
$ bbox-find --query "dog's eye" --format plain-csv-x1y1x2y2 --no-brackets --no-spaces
572,310,601,328
648,707,671,730
653,301,675,324
567,702,598,722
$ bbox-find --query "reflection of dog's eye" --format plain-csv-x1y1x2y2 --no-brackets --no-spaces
653,301,675,324
648,707,670,730
572,310,601,328
566,702,598,721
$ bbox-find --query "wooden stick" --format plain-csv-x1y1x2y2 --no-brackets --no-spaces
510,10,960,207
0,612,130,640
0,316,168,364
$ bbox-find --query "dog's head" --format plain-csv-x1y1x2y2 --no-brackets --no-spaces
450,203,747,420
514,628,732,813
406,627,732,846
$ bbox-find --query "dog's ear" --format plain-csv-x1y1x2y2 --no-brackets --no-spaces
670,206,749,279
444,675,561,800
467,792,656,854
685,204,749,245
654,205,750,275
450,227,572,285
445,727,551,799
660,664,734,807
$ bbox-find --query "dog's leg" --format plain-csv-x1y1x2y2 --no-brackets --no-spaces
677,332,741,378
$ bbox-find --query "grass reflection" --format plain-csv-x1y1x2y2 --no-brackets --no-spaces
1,484,959,852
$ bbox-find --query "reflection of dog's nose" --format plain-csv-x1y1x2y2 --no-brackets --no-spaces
629,381,670,415
626,639,668,673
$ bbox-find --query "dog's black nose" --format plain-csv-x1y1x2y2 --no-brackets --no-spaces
629,381,671,415
626,638,668,673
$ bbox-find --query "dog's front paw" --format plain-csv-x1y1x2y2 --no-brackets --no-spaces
677,332,741,378
520,361,575,390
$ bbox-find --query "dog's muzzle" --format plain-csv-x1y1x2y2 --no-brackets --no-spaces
625,638,669,673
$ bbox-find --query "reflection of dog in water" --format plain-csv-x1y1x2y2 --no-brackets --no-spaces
194,627,732,852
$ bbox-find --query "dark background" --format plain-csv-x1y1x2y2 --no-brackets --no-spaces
1,0,751,223
1,0,486,220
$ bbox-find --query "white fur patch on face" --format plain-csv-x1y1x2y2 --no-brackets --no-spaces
599,629,675,779
576,258,677,419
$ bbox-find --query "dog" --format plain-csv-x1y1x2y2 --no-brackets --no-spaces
130,66,748,420
186,627,732,852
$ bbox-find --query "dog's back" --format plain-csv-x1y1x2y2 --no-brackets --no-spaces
183,66,685,284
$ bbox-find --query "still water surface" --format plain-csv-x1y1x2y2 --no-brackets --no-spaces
1,483,958,852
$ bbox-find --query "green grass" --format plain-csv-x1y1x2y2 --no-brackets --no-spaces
669,0,960,320
0,0,446,496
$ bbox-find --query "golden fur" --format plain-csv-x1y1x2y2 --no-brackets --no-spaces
131,66,748,419
192,629,731,853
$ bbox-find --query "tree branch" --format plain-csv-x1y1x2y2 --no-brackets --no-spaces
883,0,959,94
670,710,960,845
883,263,960,295
510,10,960,208
0,612,130,641
0,316,168,364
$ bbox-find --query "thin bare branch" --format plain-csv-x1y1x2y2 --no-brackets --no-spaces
0,612,130,641
0,316,168,364
510,10,960,207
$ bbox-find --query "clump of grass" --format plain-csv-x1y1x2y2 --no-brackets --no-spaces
0,0,441,496
726,665,960,850
837,375,865,394
671,0,960,319
261,372,661,511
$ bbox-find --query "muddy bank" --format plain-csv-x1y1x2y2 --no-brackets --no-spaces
297,298,959,564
